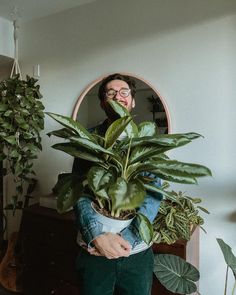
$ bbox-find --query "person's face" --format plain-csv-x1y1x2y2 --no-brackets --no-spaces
102,79,135,112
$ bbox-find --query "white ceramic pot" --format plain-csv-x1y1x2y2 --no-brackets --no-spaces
91,203,133,233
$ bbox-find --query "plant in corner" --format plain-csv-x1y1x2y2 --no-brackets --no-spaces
0,74,45,213
153,238,236,295
217,238,236,295
46,99,211,245
152,188,209,294
153,186,209,245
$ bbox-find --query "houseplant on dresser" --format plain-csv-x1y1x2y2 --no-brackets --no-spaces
47,99,211,245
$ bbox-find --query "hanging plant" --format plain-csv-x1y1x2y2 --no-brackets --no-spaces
0,74,44,212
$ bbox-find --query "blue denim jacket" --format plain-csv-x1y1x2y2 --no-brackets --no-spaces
73,121,163,249
74,176,162,249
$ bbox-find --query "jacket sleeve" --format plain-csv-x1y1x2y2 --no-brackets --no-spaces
74,196,104,247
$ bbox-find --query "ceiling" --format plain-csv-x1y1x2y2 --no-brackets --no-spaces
0,0,97,23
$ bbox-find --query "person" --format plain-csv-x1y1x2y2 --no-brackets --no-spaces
73,73,162,295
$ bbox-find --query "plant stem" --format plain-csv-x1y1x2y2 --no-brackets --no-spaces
123,137,132,179
224,266,229,295
232,280,236,295
97,199,103,209
114,209,120,218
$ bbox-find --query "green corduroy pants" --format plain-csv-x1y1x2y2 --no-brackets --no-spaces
76,247,154,295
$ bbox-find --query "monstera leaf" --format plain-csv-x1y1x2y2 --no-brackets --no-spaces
153,254,200,294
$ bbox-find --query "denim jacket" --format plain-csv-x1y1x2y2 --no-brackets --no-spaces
73,120,163,249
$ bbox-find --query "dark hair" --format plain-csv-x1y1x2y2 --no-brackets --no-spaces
98,73,136,101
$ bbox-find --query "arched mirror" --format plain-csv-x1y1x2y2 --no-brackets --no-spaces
72,73,171,134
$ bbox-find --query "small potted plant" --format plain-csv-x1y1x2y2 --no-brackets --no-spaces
153,184,209,245
47,100,211,245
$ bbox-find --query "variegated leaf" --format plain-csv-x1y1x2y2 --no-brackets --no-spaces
52,143,104,163
105,116,132,148
138,121,156,137
109,178,145,212
46,112,95,141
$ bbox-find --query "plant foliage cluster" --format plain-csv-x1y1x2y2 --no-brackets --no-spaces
153,238,236,295
153,188,209,244
47,100,211,245
0,74,44,210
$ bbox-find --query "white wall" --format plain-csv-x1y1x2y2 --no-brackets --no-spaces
0,17,14,58
16,0,236,293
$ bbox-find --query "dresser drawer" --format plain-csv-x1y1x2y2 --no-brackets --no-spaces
20,214,78,252
22,244,78,283
22,272,80,295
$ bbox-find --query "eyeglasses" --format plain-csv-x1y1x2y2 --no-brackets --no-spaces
105,88,131,99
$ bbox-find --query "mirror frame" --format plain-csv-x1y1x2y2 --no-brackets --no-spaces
72,72,172,133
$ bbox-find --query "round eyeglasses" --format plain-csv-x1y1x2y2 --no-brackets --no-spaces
105,88,131,99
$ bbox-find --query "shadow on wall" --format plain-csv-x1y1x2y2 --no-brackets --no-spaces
227,210,236,222
20,0,236,64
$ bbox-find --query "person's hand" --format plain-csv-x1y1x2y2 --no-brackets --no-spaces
92,233,131,259
88,247,102,256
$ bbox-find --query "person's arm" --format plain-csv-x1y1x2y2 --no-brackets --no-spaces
74,176,162,251
74,196,131,258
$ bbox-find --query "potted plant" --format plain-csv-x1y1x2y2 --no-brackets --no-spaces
153,238,236,295
0,74,44,213
46,99,211,245
152,188,209,295
153,185,209,244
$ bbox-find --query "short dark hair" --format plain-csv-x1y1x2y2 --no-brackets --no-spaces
98,73,136,101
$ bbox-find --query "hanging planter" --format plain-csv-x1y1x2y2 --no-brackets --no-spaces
0,16,45,213
0,74,45,212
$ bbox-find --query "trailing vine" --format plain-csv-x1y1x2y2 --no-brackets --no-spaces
0,74,44,212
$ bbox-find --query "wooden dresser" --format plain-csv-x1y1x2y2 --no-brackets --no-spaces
19,204,198,295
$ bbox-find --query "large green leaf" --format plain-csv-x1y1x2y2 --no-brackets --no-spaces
217,238,236,276
129,146,167,165
137,213,153,245
121,132,202,150
87,166,114,199
153,254,200,294
108,100,138,137
52,143,104,163
152,159,212,178
47,128,75,138
105,116,132,148
138,121,156,137
109,178,145,212
128,160,211,184
127,163,197,184
55,173,84,213
46,112,95,141
70,137,114,156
